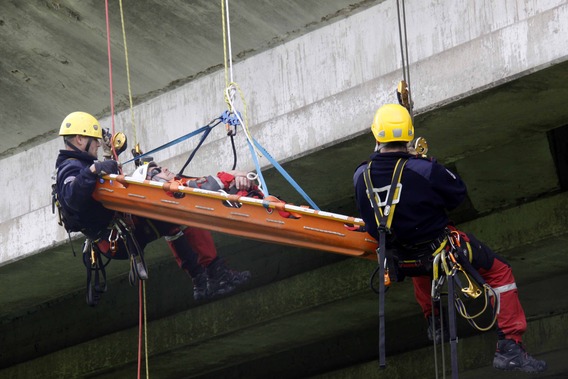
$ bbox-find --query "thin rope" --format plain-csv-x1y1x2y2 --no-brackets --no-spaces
396,0,414,119
138,282,142,379
222,0,234,87
225,87,269,194
137,281,150,379
432,296,439,379
220,1,264,166
143,281,150,378
104,0,117,148
118,0,138,146
107,5,147,377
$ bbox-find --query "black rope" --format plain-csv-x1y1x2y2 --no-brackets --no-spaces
447,274,460,378
396,0,414,119
176,125,215,177
229,133,238,170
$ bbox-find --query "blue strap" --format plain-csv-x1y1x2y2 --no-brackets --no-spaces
120,111,320,211
251,137,320,210
122,119,222,165
246,138,270,196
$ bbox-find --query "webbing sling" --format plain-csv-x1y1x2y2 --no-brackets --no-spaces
83,240,108,307
363,158,408,368
432,233,499,379
447,269,459,379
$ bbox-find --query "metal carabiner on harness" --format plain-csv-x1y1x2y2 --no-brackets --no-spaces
431,252,448,301
456,265,483,299
448,230,461,250
109,227,119,254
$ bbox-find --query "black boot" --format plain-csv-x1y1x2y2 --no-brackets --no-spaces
493,339,547,373
192,269,208,301
206,258,251,298
165,227,209,301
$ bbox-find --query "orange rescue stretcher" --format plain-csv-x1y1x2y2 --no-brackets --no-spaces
93,174,378,260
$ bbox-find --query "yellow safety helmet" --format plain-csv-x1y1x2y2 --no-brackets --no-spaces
59,112,102,139
371,104,414,143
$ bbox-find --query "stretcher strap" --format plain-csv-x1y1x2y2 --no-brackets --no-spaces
121,119,223,166
251,137,320,210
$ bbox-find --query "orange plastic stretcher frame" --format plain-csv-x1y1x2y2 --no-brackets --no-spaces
93,174,378,260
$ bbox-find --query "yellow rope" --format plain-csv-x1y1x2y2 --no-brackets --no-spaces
221,0,230,93
118,0,138,146
118,3,147,376
220,0,262,158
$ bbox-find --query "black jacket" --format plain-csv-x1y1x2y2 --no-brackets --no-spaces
353,151,467,245
55,150,114,239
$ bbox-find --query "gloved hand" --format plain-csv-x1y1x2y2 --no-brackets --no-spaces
93,160,119,176
102,128,113,159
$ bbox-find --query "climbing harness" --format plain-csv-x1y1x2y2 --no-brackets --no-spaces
363,158,408,368
431,229,500,332
112,217,149,285
362,152,499,375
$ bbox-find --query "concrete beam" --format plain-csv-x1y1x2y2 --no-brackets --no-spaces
2,0,568,265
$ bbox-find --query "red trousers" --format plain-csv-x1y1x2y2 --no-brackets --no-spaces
167,226,217,269
412,258,527,343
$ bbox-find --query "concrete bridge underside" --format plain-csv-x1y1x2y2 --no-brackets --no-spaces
1,1,568,378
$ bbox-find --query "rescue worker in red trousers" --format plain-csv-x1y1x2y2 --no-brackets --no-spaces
54,111,251,301
353,104,547,373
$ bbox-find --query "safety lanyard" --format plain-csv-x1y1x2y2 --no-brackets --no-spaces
364,158,407,278
363,158,407,368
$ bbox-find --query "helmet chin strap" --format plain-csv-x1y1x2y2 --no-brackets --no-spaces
65,136,94,155
84,137,94,153
65,139,83,153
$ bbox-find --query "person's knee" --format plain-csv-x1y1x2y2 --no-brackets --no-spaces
467,233,496,270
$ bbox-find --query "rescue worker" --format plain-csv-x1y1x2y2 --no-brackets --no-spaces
54,111,251,302
353,104,547,373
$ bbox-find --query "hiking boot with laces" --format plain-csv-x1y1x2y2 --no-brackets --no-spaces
206,258,251,298
493,339,547,373
192,271,208,301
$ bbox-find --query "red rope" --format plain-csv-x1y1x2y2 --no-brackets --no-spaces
104,0,116,136
105,6,140,376
104,0,121,165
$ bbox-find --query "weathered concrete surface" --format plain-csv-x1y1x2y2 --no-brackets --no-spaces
2,0,568,264
0,0,384,158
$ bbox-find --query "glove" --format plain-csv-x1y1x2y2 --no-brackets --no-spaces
102,128,113,159
93,160,119,176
